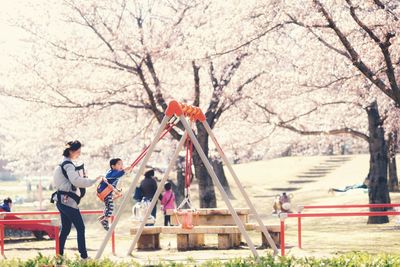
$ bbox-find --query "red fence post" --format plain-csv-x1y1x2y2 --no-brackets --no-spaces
55,226,60,256
111,216,116,255
297,205,304,249
279,213,287,256
0,224,4,257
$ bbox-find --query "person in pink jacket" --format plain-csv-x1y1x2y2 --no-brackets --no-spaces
161,182,175,226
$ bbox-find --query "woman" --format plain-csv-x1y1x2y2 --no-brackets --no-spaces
52,140,101,259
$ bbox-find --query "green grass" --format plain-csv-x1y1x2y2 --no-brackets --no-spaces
1,252,400,267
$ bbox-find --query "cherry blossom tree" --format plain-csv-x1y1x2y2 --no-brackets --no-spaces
0,0,283,208
248,0,400,223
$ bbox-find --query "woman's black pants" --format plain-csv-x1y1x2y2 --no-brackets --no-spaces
56,202,88,258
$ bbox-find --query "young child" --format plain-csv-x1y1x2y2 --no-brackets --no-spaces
0,197,12,212
98,158,132,230
161,182,175,226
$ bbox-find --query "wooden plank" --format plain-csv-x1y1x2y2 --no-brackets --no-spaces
166,208,250,216
161,224,256,235
177,234,189,251
188,233,205,247
253,224,282,232
218,234,233,249
130,226,162,235
262,232,280,248
204,208,250,215
162,226,241,234
169,213,249,226
231,233,241,247
137,234,160,250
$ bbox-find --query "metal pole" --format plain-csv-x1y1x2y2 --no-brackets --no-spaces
55,226,60,256
180,116,259,259
298,216,302,249
280,219,285,256
126,131,187,255
203,121,279,254
95,116,170,259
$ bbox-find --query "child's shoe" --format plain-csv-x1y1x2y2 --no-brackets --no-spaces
99,217,109,231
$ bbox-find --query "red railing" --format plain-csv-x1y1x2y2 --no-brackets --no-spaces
278,204,400,256
0,210,115,257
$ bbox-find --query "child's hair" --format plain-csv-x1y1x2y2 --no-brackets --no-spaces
63,140,82,157
3,197,12,204
164,182,172,191
109,158,122,169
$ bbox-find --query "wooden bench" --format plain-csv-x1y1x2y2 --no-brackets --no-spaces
130,224,282,250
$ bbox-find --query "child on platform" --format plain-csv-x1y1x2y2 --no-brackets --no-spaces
98,158,132,230
161,182,175,226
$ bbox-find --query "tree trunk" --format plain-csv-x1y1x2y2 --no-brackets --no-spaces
193,122,217,208
172,155,185,206
388,131,399,192
211,157,235,200
366,101,391,224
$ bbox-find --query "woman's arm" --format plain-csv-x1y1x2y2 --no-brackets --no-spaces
160,193,166,206
64,163,97,188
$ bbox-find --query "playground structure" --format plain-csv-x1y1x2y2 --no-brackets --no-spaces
95,100,279,259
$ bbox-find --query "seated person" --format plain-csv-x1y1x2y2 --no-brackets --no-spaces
0,197,12,212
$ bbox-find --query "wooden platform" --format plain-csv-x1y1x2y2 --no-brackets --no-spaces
130,224,282,250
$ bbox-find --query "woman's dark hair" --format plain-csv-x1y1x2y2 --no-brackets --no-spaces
110,158,122,169
3,197,12,204
62,140,82,157
144,169,155,178
164,182,172,191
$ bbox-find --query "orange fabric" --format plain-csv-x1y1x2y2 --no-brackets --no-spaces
177,210,199,229
97,184,114,202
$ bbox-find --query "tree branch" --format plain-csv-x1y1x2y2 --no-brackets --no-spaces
286,13,349,58
346,0,381,44
192,60,200,107
0,90,147,110
210,22,294,57
206,54,248,126
277,122,369,142
144,53,168,111
255,101,369,142
313,0,396,102
70,3,115,54
346,0,399,99
373,0,399,21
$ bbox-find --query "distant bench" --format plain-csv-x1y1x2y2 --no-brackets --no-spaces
130,224,282,250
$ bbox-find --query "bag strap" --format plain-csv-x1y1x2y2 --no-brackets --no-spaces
58,160,85,201
164,192,174,207
60,161,77,191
